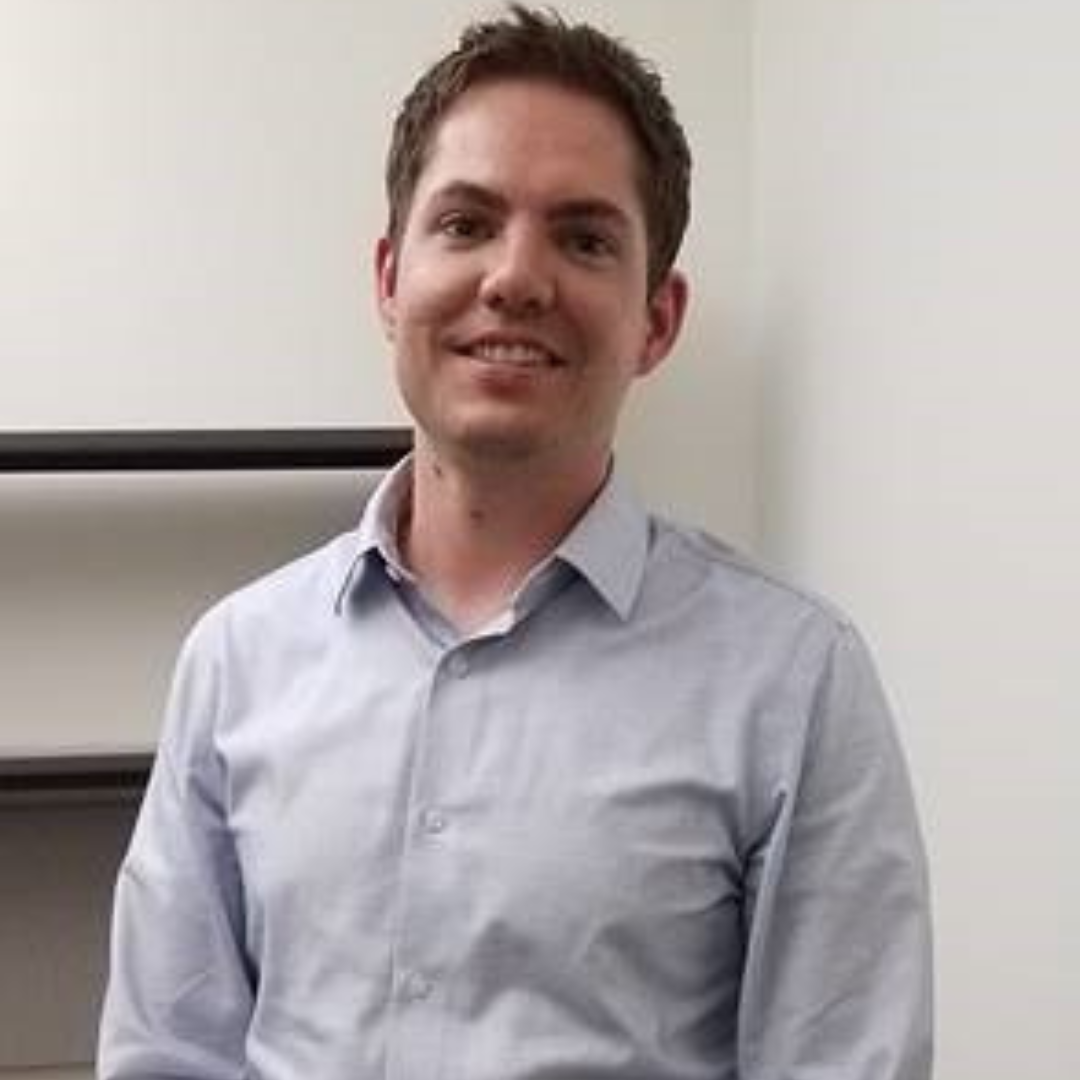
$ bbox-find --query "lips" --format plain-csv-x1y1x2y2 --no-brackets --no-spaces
454,334,565,368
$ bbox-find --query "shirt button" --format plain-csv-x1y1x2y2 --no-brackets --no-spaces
422,808,448,835
401,971,433,1002
446,652,470,678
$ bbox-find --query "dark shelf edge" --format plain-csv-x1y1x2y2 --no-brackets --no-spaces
0,752,154,804
0,426,413,473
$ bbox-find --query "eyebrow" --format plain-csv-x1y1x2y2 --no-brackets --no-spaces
428,182,633,233
428,181,507,214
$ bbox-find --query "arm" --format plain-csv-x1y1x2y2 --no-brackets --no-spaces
738,624,933,1080
98,618,254,1080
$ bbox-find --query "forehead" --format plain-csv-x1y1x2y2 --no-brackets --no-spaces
413,79,646,221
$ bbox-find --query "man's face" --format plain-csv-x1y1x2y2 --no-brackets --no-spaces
376,78,686,477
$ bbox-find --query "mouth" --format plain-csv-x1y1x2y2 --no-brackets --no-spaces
454,335,565,369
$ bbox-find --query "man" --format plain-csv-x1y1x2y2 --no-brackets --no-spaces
99,6,932,1079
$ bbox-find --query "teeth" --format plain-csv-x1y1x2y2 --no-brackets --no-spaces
471,342,551,366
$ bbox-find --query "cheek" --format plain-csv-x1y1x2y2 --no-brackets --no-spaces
394,253,476,327
577,274,650,340
584,301,652,376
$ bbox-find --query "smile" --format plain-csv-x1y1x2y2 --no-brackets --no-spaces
458,337,564,368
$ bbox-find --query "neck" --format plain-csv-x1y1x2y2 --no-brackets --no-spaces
399,438,609,633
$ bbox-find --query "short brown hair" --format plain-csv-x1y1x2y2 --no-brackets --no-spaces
384,4,692,292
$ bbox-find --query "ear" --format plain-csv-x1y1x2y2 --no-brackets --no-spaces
375,236,398,340
636,269,689,377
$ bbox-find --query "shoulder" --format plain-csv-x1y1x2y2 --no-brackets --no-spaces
640,518,905,789
178,528,360,669
642,514,854,644
156,530,362,756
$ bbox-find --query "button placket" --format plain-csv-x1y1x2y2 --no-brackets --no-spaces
383,620,492,1080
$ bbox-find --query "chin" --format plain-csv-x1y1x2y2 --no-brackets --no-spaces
425,413,549,463
454,429,548,463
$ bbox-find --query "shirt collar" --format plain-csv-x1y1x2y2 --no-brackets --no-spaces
333,456,415,614
553,467,650,621
336,456,650,622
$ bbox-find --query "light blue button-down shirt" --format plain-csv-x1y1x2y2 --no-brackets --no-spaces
99,462,932,1080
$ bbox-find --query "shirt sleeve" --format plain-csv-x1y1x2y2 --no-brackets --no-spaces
737,623,933,1080
97,615,254,1080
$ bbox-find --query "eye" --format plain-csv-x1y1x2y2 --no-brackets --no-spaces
561,225,619,262
436,211,493,244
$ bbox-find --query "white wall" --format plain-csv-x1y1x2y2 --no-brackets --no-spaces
754,2,1080,1078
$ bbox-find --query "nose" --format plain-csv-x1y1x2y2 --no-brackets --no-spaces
478,227,555,317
